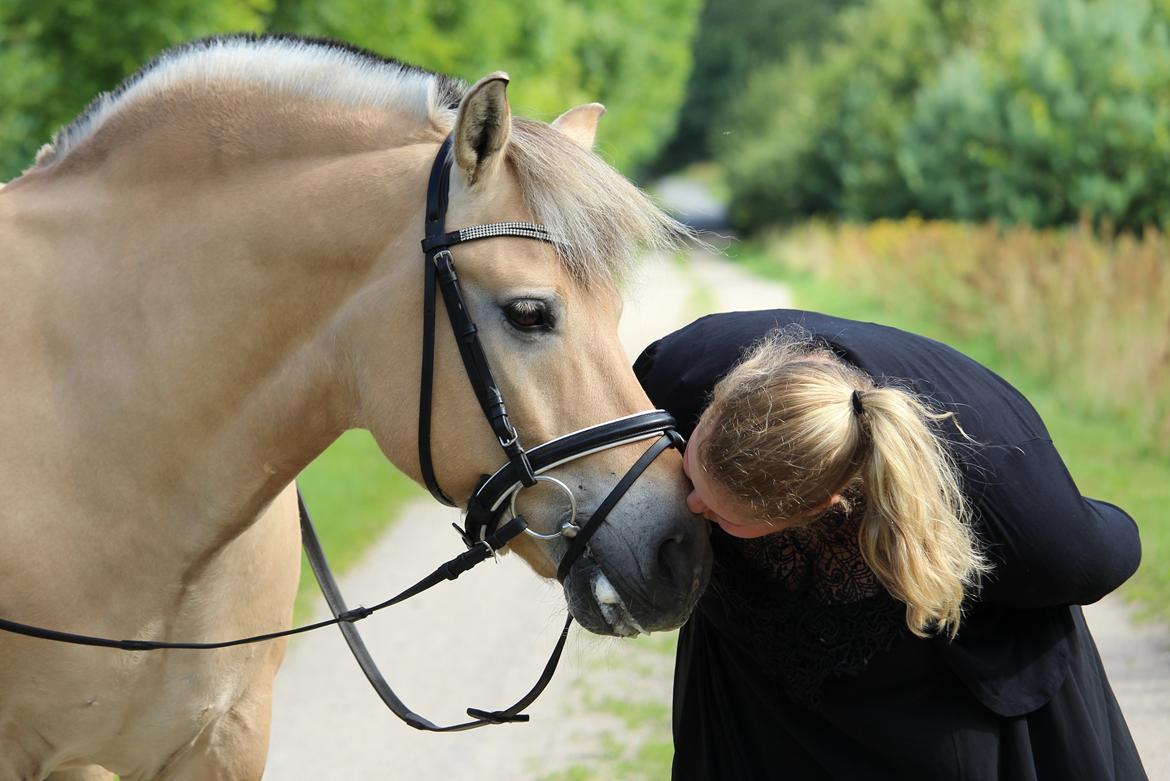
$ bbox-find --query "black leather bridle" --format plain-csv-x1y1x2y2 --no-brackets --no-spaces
416,136,684,579
0,135,686,733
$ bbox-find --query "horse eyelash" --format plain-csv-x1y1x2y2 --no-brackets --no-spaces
504,298,557,330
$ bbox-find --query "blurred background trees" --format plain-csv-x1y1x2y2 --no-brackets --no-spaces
5,0,1169,229
711,0,1170,234
648,0,860,175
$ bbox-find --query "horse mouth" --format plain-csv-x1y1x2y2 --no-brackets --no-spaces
562,553,706,637
590,570,646,637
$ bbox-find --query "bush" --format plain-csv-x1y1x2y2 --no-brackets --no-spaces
903,0,1170,232
721,0,1170,234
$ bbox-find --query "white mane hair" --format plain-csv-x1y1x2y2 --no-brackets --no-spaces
35,33,688,282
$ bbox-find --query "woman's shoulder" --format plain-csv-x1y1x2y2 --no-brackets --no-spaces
634,310,811,433
641,308,957,370
636,309,827,379
635,308,1050,445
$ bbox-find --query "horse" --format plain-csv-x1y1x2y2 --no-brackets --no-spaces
0,34,712,780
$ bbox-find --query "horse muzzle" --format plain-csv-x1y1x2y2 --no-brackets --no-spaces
560,517,711,637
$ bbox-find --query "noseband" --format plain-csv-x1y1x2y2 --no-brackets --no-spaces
0,136,686,734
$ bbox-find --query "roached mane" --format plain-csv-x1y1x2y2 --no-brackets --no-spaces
34,33,686,282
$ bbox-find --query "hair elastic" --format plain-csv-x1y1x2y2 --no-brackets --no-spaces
850,389,865,415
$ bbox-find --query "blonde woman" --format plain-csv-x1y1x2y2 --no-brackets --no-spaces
634,309,1145,780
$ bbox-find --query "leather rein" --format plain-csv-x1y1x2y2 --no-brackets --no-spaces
0,136,685,732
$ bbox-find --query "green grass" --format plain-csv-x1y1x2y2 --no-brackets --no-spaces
533,632,679,781
732,245,1170,622
294,430,424,619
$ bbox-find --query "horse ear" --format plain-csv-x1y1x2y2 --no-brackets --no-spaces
551,103,606,150
453,72,512,187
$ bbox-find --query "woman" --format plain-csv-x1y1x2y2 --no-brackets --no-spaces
634,309,1145,780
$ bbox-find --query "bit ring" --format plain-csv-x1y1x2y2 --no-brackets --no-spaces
511,475,581,540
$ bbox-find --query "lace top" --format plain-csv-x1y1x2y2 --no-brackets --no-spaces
701,496,907,709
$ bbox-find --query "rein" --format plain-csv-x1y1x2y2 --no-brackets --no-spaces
0,135,685,732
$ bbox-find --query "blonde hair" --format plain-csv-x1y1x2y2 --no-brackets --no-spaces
700,328,990,637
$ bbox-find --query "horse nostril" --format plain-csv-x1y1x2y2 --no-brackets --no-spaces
656,530,693,594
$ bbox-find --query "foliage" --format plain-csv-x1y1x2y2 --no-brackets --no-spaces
720,0,1005,230
903,0,1170,230
721,0,1170,234
734,223,1170,621
0,0,700,179
650,0,859,174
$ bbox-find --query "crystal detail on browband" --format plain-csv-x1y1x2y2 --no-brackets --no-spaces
458,222,557,245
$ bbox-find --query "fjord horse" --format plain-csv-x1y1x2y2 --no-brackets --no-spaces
0,35,710,780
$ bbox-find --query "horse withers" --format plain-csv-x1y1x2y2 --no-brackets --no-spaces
0,35,711,781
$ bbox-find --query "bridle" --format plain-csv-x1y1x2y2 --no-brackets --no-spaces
0,135,686,733
416,136,683,580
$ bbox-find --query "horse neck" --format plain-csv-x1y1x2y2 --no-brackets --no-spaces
14,93,435,558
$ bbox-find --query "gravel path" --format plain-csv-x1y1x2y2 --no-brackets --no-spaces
265,248,1169,779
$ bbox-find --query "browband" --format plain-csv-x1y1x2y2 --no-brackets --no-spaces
421,222,557,254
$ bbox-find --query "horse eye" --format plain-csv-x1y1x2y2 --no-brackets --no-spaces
503,299,552,331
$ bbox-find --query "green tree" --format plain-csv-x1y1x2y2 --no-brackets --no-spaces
720,0,998,230
651,0,859,174
0,0,271,179
718,0,1170,233
903,0,1170,231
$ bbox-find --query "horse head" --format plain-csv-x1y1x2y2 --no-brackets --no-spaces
349,72,712,636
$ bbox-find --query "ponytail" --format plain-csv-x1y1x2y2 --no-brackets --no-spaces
853,387,989,637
